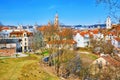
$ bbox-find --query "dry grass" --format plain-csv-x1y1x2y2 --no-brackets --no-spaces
18,62,58,80
0,54,58,80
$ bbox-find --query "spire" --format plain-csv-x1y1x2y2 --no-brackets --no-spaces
48,20,51,26
55,11,58,18
33,22,38,31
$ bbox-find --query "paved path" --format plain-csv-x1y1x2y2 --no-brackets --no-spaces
12,53,28,58
76,51,90,54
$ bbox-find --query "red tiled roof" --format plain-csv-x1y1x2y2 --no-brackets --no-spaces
2,27,9,30
102,55,120,67
114,37,120,42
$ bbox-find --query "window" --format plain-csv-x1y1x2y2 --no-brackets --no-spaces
25,43,27,45
25,38,26,41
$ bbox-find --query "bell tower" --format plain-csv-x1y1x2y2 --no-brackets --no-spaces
54,13,59,27
106,16,112,29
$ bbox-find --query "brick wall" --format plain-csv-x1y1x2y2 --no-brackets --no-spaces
0,48,16,56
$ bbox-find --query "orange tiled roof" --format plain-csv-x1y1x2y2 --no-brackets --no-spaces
73,30,81,35
91,29,99,34
73,30,93,37
10,31,24,35
27,31,33,36
10,30,33,36
79,31,93,37
117,26,120,30
107,31,115,35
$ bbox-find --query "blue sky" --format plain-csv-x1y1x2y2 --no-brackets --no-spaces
0,0,109,25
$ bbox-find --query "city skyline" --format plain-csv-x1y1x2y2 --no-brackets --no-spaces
0,0,110,25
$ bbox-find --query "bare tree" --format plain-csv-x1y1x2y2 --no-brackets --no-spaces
31,31,45,52
96,0,120,23
90,38,114,54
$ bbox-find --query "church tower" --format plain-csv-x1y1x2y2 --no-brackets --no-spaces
106,16,112,29
54,13,59,27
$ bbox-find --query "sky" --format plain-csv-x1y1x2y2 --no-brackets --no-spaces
0,0,110,26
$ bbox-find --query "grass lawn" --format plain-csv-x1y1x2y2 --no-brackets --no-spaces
80,53,98,67
80,53,98,60
0,54,59,80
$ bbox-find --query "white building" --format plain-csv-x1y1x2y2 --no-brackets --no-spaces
112,37,120,48
90,29,104,40
17,24,37,32
0,30,13,38
93,55,120,67
10,30,33,52
73,32,90,47
106,16,112,29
